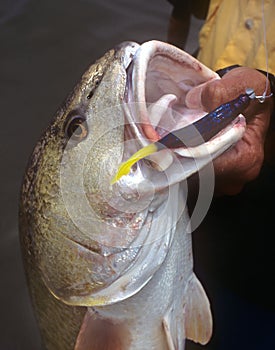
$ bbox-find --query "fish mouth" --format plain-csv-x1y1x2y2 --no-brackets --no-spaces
122,40,246,177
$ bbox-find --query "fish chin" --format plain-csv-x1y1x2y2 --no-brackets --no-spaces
60,183,184,307
121,40,246,187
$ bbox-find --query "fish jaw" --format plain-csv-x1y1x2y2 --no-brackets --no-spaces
118,40,246,187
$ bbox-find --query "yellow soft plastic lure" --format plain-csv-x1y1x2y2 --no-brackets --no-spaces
110,143,158,185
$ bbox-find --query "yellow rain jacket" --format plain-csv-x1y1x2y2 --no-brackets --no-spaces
197,0,275,74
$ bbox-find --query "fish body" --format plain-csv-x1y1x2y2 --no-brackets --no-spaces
19,41,246,349
76,191,210,350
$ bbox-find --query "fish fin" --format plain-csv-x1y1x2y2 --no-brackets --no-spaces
163,305,185,350
163,312,176,350
185,274,213,345
74,308,131,350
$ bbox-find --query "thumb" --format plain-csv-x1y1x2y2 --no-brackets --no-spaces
185,80,211,110
186,67,272,113
185,78,231,112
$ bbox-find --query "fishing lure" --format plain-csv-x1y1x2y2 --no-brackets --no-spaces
110,88,264,184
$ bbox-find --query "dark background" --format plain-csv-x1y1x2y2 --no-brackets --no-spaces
2,1,275,350
0,1,204,349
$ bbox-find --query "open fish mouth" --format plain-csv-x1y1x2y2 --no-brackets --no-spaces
121,40,246,175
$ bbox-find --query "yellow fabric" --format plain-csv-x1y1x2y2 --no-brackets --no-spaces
197,0,275,74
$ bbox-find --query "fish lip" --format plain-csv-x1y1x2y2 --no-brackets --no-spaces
114,41,141,70
123,40,245,154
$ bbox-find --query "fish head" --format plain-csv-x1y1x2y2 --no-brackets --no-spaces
20,42,144,305
20,41,245,308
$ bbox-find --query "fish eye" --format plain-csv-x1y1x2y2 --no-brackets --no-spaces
64,115,88,142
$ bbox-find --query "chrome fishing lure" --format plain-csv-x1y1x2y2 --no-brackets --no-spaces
111,88,269,184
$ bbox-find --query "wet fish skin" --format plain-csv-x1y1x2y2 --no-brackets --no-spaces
19,43,138,349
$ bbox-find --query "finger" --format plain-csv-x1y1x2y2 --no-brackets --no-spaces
186,67,272,117
185,80,213,109
213,111,267,195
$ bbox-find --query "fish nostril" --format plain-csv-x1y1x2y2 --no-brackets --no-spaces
87,91,94,99
87,76,104,99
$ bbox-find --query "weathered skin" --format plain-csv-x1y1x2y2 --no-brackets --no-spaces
19,41,246,350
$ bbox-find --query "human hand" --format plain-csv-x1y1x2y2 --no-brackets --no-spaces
185,67,274,195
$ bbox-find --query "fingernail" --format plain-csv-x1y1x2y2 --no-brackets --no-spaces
185,86,202,109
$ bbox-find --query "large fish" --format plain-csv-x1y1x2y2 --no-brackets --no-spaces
19,40,246,350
